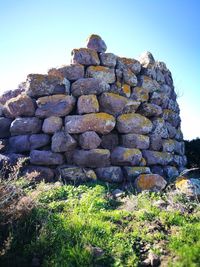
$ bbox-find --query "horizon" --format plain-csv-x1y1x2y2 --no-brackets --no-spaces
0,0,199,140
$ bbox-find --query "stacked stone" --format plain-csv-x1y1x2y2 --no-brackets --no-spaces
0,34,186,187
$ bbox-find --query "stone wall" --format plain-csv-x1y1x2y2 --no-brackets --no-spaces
0,34,187,187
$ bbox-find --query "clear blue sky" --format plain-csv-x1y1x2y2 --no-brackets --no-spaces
0,0,199,140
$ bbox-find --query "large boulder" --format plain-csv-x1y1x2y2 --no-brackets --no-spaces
51,131,77,152
98,92,128,116
117,113,153,134
123,69,137,86
175,176,200,198
86,66,115,84
35,94,76,118
30,150,64,165
42,116,63,134
135,174,167,192
58,165,97,182
79,131,101,149
0,117,12,138
73,149,110,168
142,150,173,165
71,78,110,96
3,94,35,118
25,74,70,97
48,64,84,81
121,133,150,149
77,94,99,114
151,118,169,139
65,113,115,134
99,53,117,67
111,147,142,166
10,117,42,136
95,166,124,183
117,57,141,74
86,34,107,53
71,48,100,66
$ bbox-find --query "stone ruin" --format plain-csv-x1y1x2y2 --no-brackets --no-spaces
0,34,187,190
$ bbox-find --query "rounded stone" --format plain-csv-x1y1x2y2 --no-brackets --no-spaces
117,113,153,134
86,66,115,84
65,113,116,135
35,94,76,118
77,95,99,114
51,131,77,152
3,94,35,118
42,116,63,134
79,131,101,149
10,117,42,136
71,48,100,66
86,34,107,53
135,174,167,192
0,117,12,138
111,146,142,166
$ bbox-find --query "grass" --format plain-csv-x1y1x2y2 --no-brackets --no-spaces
0,179,200,267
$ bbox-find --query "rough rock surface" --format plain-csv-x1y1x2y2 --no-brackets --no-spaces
0,34,186,187
65,113,115,134
135,174,167,192
35,94,75,118
79,131,101,149
86,34,107,53
3,94,35,118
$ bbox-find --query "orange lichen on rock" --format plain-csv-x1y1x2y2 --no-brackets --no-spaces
135,174,167,191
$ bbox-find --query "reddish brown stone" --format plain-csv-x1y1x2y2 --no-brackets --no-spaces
135,174,167,192
3,94,35,118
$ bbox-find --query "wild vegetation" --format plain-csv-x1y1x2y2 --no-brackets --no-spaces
0,165,199,267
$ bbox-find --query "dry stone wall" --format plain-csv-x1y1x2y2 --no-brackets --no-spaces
0,34,187,188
